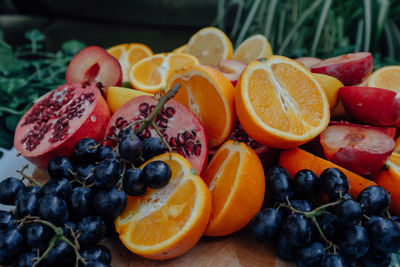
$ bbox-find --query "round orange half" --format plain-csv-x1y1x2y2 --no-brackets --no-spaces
235,56,330,149
367,65,400,92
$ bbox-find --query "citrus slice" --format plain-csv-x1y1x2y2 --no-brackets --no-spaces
367,65,400,92
279,147,376,197
376,137,400,215
172,44,188,53
235,56,330,149
115,153,211,260
313,73,344,111
129,53,199,93
186,27,233,66
202,140,265,236
106,86,152,113
233,34,272,64
166,64,236,148
107,43,153,81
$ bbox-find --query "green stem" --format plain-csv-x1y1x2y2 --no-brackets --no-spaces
0,106,26,115
151,121,173,157
17,165,44,187
135,84,181,134
33,235,58,266
117,162,127,191
304,199,342,218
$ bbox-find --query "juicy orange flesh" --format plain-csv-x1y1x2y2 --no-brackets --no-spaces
389,152,400,167
108,47,124,60
373,69,400,92
247,64,324,135
168,55,197,72
205,149,240,221
172,75,227,142
188,34,223,66
127,47,151,65
132,57,164,85
126,179,196,246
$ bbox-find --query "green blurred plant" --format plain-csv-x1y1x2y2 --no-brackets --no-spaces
0,29,85,150
214,0,400,66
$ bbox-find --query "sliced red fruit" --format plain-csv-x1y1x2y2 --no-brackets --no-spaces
329,121,397,139
320,123,395,175
294,57,322,70
209,122,279,169
311,52,373,86
14,83,111,169
216,60,247,87
339,86,400,126
66,46,122,91
104,95,208,175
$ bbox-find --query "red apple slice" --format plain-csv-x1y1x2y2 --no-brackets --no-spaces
66,46,122,91
320,123,395,175
294,57,322,70
311,52,373,86
339,86,400,126
329,121,397,139
216,60,247,87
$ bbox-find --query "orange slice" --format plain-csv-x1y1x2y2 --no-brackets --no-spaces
166,64,236,148
186,27,233,66
279,147,376,198
106,86,152,113
115,153,211,260
367,65,400,92
202,140,265,236
107,43,153,81
376,137,400,215
313,73,343,111
172,44,188,53
235,56,330,149
233,34,272,64
129,53,199,93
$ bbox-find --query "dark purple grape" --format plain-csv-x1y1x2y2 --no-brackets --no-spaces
266,166,293,202
15,186,41,205
316,213,341,240
290,199,314,212
337,225,369,258
335,199,362,225
123,168,146,196
40,178,72,200
80,245,111,266
293,169,319,198
75,164,95,185
365,216,400,253
70,187,94,219
22,222,51,251
321,254,348,267
94,159,120,190
93,187,127,219
282,213,313,246
0,227,23,259
86,262,110,267
16,191,40,218
77,216,107,246
142,137,167,160
320,168,349,200
45,241,75,265
118,134,143,161
276,232,296,261
97,146,117,161
250,208,282,243
357,186,390,215
0,177,25,205
13,251,37,267
296,242,326,267
358,247,392,267
62,221,77,241
47,156,73,180
74,138,98,163
142,161,171,189
37,194,69,225
0,210,15,230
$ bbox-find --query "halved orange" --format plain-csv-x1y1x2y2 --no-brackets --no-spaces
106,86,152,113
129,53,199,93
202,140,265,236
115,153,211,260
172,44,188,53
166,64,236,148
367,65,400,92
376,137,400,216
235,56,330,149
233,34,272,64
186,27,233,66
107,43,153,81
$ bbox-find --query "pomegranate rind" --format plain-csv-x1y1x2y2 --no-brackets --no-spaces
14,83,111,169
104,95,209,175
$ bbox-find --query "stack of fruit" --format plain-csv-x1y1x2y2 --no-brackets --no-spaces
1,25,400,266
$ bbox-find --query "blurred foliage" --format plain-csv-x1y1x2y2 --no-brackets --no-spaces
214,0,400,67
0,28,85,150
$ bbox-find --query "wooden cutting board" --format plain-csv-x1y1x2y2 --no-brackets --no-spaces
31,168,294,267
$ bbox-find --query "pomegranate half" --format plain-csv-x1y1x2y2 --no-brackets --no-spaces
104,95,208,175
14,83,111,169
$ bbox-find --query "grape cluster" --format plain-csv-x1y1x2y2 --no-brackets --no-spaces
250,166,400,267
0,130,170,266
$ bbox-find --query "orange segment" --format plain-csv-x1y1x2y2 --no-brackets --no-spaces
129,53,199,93
186,27,233,66
202,140,265,236
279,147,376,197
172,44,188,53
235,56,330,149
115,153,211,260
376,137,400,216
233,34,273,64
367,65,400,92
106,86,152,113
107,43,129,60
166,64,236,148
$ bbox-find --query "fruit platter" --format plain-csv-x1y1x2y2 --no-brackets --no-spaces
1,25,400,267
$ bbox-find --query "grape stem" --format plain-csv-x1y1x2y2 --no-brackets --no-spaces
17,165,43,187
151,121,173,163
116,161,127,191
33,235,58,266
